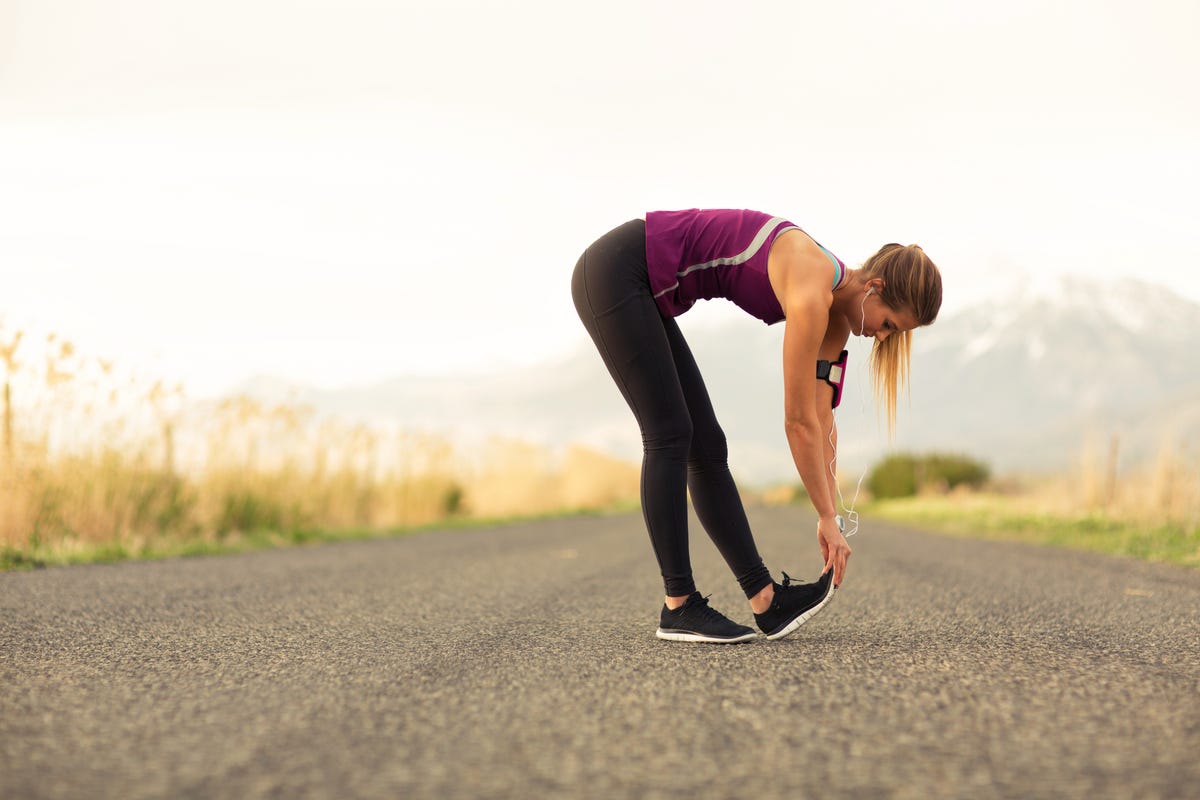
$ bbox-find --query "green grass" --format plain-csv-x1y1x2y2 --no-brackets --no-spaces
1,527,371,571
0,502,636,572
863,493,1200,567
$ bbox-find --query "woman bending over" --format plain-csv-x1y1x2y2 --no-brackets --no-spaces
571,209,942,642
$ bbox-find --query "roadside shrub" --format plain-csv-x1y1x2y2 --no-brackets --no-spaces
443,483,464,516
867,453,920,499
216,489,285,536
924,453,990,491
867,452,990,499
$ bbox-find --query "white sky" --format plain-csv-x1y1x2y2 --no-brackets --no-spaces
1,0,1197,395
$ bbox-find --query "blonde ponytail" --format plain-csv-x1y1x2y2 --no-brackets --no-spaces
860,243,941,437
871,330,911,438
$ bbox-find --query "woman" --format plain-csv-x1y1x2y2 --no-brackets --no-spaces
571,209,941,643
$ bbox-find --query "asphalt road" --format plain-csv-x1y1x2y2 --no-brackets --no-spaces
2,505,1198,800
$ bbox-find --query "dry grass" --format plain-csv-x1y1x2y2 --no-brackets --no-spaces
859,438,1200,567
466,439,641,519
0,325,639,568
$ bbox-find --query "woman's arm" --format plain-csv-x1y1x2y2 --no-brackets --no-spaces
769,233,853,584
815,348,847,575
780,304,837,520
817,379,839,523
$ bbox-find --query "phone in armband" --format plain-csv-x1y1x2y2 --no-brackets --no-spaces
816,349,849,409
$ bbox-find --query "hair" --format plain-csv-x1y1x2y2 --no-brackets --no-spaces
859,243,942,437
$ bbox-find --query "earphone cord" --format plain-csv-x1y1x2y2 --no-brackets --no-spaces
828,417,864,537
827,286,872,537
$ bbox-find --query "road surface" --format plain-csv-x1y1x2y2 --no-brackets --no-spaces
2,505,1198,799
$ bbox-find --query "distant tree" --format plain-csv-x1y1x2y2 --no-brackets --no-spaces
867,452,990,498
923,453,990,492
866,453,921,499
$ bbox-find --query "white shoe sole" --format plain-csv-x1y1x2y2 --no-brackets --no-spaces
765,584,836,641
655,628,759,644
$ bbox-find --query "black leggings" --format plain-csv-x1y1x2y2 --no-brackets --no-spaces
571,219,773,599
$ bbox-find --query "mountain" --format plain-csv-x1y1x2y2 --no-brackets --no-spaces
235,277,1200,484
890,276,1199,471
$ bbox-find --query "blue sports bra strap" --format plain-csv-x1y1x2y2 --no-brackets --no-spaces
817,245,844,289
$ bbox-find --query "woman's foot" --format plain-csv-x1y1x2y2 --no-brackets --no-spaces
753,571,836,640
655,592,758,643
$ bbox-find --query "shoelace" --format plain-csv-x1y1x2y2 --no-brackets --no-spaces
781,570,831,589
776,571,825,604
685,594,728,624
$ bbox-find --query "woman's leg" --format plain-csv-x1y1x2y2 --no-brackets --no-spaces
570,220,697,598
661,320,774,599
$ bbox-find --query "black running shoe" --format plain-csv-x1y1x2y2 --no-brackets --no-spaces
655,592,758,644
754,570,836,640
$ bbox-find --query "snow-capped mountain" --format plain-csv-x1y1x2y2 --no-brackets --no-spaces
236,277,1200,483
891,275,1198,469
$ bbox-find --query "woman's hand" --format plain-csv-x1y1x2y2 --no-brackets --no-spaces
818,516,851,587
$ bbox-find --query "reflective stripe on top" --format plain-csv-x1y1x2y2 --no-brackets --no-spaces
653,216,789,299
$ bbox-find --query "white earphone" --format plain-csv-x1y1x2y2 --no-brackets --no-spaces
834,282,874,536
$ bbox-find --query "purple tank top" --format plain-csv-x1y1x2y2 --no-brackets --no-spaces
645,208,846,324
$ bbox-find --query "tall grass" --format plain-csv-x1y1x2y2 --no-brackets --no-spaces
860,435,1200,566
1078,434,1200,527
0,324,639,568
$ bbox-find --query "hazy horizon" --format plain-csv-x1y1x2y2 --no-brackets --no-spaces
3,0,1197,396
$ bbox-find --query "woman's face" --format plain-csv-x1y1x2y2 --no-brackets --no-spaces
855,285,919,342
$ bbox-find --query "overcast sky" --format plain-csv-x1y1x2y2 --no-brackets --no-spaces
1,0,1196,395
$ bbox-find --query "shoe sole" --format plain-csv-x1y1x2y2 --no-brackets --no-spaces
765,584,837,641
655,628,759,644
